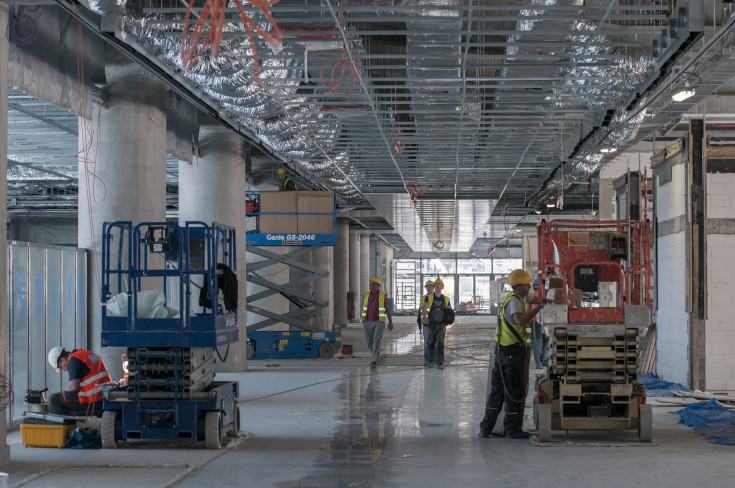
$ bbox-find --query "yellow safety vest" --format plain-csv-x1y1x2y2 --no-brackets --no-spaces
362,291,387,322
495,292,530,346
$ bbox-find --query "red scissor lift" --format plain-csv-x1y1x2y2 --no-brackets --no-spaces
534,219,653,442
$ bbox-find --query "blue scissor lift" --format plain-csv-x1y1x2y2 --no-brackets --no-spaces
245,191,340,359
100,221,239,449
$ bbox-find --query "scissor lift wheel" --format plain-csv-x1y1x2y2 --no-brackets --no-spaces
537,403,552,443
205,411,223,449
318,342,336,358
101,410,120,449
226,405,240,438
639,404,653,442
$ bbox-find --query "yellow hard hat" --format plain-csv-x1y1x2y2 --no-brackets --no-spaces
507,269,533,286
433,278,444,286
370,276,382,286
424,280,434,286
278,167,286,175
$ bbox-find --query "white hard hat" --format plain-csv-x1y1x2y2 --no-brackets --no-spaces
48,346,65,371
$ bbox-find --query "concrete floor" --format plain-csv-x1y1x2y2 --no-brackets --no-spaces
3,315,734,487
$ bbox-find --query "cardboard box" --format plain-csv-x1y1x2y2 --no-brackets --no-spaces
546,288,564,304
259,191,298,234
547,276,564,289
297,191,334,234
573,289,583,308
21,423,75,448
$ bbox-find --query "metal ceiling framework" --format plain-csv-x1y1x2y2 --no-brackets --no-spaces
6,0,735,253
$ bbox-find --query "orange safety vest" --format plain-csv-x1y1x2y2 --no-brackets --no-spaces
70,350,111,404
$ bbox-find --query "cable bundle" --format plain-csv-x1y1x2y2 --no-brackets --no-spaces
6,6,43,46
182,0,283,84
0,375,14,411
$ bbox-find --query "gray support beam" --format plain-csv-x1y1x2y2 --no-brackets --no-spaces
333,218,349,326
179,125,247,372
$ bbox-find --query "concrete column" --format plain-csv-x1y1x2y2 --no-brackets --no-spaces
360,234,370,302
0,2,10,465
291,249,313,330
349,230,361,322
333,218,350,326
179,126,247,372
382,243,394,299
313,246,334,331
78,58,167,380
369,235,378,281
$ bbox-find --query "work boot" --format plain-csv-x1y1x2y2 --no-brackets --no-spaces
423,361,431,367
370,362,377,369
437,364,444,369
505,431,530,439
478,429,491,438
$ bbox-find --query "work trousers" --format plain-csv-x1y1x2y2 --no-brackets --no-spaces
479,342,526,435
48,391,103,417
363,320,386,363
423,322,446,364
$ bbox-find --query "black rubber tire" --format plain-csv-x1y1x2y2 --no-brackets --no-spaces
101,410,119,449
205,411,222,449
318,342,336,359
226,405,240,437
246,341,255,360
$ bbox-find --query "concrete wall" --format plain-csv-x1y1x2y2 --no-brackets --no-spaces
705,171,735,391
654,152,690,386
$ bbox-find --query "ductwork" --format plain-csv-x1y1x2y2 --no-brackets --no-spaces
119,5,360,200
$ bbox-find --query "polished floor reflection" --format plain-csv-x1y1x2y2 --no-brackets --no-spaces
5,316,735,487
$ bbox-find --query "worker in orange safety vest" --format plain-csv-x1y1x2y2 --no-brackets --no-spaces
47,346,111,417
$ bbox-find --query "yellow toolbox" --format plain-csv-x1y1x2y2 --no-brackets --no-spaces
20,423,75,448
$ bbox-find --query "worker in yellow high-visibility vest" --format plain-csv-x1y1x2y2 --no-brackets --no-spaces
479,269,545,439
361,276,394,369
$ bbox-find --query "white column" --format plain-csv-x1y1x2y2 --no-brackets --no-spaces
349,230,361,322
78,64,167,381
360,234,370,303
179,126,247,372
0,2,11,465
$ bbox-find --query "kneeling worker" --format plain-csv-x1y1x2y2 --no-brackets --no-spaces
47,346,111,417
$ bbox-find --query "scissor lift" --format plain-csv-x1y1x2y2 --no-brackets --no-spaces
100,221,239,448
245,191,340,359
534,219,654,442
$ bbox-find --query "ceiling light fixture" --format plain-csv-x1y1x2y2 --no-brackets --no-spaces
672,89,695,102
546,203,556,208
534,208,542,214
600,147,617,154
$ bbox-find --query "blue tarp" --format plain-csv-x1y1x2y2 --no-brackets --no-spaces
638,372,692,397
671,398,735,446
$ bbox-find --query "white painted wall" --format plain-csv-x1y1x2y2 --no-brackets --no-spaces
705,173,735,391
655,159,690,386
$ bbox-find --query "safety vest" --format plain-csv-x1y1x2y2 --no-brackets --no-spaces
280,178,297,191
495,292,530,346
427,294,450,309
362,291,387,322
70,350,111,404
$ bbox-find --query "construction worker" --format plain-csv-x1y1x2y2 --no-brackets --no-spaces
47,346,111,417
530,279,549,369
278,167,297,191
361,277,394,369
417,279,434,333
421,278,452,369
478,269,545,439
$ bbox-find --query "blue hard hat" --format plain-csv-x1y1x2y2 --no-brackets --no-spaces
532,279,538,287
